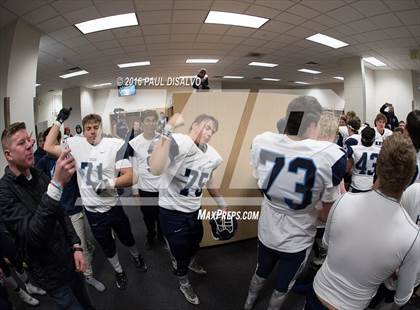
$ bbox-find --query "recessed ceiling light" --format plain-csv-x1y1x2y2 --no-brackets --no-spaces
298,68,321,74
92,82,112,87
59,70,89,79
205,11,269,29
248,62,278,67
295,81,309,85
333,76,344,80
35,83,41,87
262,78,280,81
75,13,138,34
117,61,151,68
223,76,244,79
363,57,386,67
305,33,349,49
186,58,219,64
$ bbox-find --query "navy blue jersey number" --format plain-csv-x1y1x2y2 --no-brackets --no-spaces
355,152,378,175
260,149,316,210
180,168,209,197
80,162,103,186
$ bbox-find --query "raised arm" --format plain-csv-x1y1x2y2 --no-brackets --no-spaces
44,108,72,157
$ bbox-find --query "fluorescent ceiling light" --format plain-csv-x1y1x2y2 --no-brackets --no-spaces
75,13,138,34
117,61,150,68
262,78,280,81
59,70,89,79
295,81,309,85
298,68,321,74
186,58,219,64
363,57,386,67
92,82,112,87
306,33,348,49
223,76,244,79
248,62,278,67
333,76,344,81
35,83,41,87
205,11,269,29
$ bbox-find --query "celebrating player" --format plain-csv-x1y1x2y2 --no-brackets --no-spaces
244,96,346,310
44,109,146,290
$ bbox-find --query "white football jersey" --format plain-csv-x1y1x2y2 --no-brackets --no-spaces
157,133,222,213
129,133,160,192
314,191,420,309
343,134,361,153
348,144,381,191
414,151,420,183
251,132,347,252
67,137,132,212
374,127,392,147
338,126,349,141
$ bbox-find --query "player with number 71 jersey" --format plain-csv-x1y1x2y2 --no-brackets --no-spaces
251,132,347,252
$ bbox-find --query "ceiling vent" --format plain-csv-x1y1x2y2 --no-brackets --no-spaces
246,52,265,58
305,61,319,66
66,66,82,72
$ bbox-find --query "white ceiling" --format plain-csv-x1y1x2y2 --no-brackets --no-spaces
0,0,419,92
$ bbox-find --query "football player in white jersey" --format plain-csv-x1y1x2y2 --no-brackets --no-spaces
129,110,164,248
44,110,146,290
343,116,361,152
374,113,393,147
311,134,420,310
148,113,227,305
347,126,380,193
244,96,347,310
405,110,420,183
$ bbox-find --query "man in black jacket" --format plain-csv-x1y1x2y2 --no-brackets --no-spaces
380,103,399,131
0,122,94,309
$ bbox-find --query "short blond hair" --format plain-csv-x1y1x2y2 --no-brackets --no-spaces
317,111,338,142
377,134,416,194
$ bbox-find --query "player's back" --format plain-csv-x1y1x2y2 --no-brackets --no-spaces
349,144,380,191
251,132,346,252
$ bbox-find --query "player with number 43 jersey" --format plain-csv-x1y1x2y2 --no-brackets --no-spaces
244,96,346,310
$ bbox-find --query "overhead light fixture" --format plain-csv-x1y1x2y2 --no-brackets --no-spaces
223,76,244,79
59,70,89,79
205,11,269,29
298,68,321,74
248,62,278,67
333,76,344,80
117,61,150,68
305,33,348,49
92,82,112,87
262,78,280,81
35,83,41,87
75,13,138,34
186,58,219,64
295,81,309,85
363,57,386,67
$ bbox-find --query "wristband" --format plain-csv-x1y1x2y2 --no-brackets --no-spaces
107,178,116,189
214,196,228,209
53,120,62,128
72,247,83,253
162,124,173,140
51,179,63,192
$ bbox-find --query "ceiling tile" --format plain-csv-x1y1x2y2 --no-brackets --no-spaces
137,10,171,24
407,25,420,36
199,24,230,35
52,0,94,15
170,34,196,42
335,24,357,35
144,34,170,43
300,0,346,13
174,0,212,10
23,5,58,24
93,40,120,50
395,10,420,25
93,0,135,16
383,26,412,38
39,35,58,48
196,34,223,42
0,6,16,28
171,23,201,34
262,20,294,32
172,10,208,23
211,0,251,13
86,30,115,42
134,0,173,11
383,0,418,11
112,26,142,38
255,0,295,11
370,13,403,28
362,30,389,41
118,36,145,46
275,12,306,25
286,26,315,38
287,4,320,18
242,37,269,47
3,0,45,15
301,20,328,32
123,44,147,53
225,27,257,37
251,30,279,40
141,24,171,35
348,18,380,33
351,0,390,17
49,26,82,41
245,4,281,18
327,5,364,23
220,35,245,44
312,14,342,27
62,36,91,48
37,16,70,33
63,6,101,24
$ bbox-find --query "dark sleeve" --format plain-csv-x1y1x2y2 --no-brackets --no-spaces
331,153,347,186
336,133,343,147
0,181,62,249
347,145,354,159
35,157,50,178
344,137,358,151
380,103,387,114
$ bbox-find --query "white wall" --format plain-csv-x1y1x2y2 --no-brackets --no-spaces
374,70,413,123
36,90,62,128
80,87,94,118
365,68,376,125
